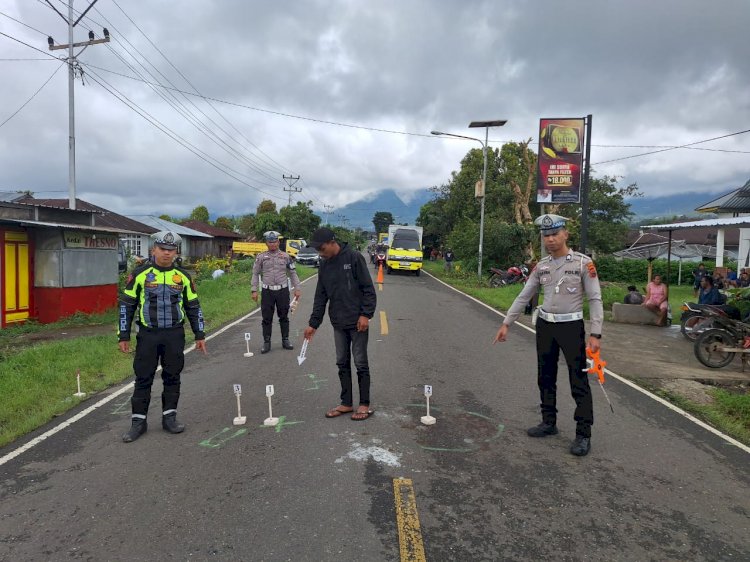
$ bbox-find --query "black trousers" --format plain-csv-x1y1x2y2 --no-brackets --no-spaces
131,326,185,417
535,318,593,437
261,287,290,339
333,327,370,406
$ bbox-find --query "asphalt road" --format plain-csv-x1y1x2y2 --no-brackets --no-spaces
1,264,749,561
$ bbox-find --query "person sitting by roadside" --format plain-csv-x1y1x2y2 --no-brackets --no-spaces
713,271,726,290
692,263,708,297
725,267,738,288
624,285,644,305
641,274,668,326
698,276,724,305
738,270,750,288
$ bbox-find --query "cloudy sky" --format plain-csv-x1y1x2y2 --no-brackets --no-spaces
1,0,748,221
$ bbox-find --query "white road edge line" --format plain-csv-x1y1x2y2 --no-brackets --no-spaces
0,276,318,467
424,270,750,454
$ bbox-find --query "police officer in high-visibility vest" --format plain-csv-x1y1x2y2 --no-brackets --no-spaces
251,231,301,353
494,214,603,457
118,231,207,443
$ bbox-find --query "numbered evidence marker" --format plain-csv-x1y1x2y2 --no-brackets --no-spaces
73,369,86,398
297,338,309,366
420,384,436,425
233,384,247,425
263,384,279,426
243,332,254,358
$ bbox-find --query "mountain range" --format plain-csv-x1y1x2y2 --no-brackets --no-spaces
325,186,728,231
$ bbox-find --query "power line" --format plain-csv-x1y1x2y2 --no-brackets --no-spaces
0,61,64,129
593,129,750,165
107,0,293,177
0,9,50,37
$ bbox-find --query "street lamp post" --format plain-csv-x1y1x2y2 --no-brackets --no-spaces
432,119,507,279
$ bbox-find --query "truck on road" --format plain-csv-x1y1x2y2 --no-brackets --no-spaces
385,225,423,275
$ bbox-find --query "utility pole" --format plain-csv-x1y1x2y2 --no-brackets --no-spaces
47,0,110,210
282,174,301,207
323,204,334,226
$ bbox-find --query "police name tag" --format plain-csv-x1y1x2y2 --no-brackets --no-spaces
424,385,432,397
233,384,242,396
265,385,275,397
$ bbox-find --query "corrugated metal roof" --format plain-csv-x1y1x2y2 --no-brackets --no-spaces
127,215,212,238
0,218,144,235
11,196,104,213
642,215,750,230
695,178,750,212
181,220,242,238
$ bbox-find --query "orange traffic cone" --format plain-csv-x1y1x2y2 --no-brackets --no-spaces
377,263,384,283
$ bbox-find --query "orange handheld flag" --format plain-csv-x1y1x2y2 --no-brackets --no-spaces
584,347,614,413
585,347,607,384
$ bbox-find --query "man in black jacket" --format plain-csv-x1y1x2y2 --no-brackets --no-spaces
304,228,377,420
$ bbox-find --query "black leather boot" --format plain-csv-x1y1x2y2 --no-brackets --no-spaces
570,435,591,456
281,320,293,350
527,422,559,437
162,412,185,434
122,418,147,443
261,337,271,353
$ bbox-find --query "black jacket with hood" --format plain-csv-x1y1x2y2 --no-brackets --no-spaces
308,243,376,330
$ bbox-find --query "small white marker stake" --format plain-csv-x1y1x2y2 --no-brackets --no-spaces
233,384,246,425
73,369,86,398
243,332,254,357
297,338,309,366
264,384,279,426
421,384,436,425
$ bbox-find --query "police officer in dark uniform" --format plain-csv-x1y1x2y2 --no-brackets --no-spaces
118,231,207,443
494,214,603,457
251,231,302,353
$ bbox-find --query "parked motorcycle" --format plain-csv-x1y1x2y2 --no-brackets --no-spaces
693,314,750,369
680,302,737,342
489,265,529,288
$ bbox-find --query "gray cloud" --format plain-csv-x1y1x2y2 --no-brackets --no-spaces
1,0,748,221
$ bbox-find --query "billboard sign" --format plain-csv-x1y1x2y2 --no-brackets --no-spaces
536,118,584,203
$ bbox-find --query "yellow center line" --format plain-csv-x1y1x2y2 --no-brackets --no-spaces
393,478,427,562
380,310,389,335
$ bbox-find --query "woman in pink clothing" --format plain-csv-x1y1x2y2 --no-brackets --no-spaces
642,274,668,326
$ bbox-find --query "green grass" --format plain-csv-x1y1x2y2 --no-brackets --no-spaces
424,259,750,445
0,266,317,448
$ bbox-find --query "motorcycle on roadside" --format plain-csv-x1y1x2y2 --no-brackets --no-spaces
488,265,529,288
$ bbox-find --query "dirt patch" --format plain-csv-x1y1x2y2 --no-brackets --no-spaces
659,379,716,405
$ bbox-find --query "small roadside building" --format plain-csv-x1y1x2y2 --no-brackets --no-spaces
180,220,242,257
0,194,143,326
127,215,212,260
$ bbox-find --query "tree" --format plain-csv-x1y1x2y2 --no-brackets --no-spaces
372,211,394,233
254,212,284,240
257,200,277,214
279,201,322,239
214,216,234,231
189,205,210,223
236,214,255,237
499,140,538,260
158,214,174,222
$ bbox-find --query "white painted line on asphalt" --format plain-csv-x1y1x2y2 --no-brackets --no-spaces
424,270,750,454
0,276,318,467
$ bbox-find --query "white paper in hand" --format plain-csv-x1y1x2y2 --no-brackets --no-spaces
297,338,309,365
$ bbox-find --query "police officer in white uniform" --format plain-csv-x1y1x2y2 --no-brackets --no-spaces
251,231,301,353
494,214,603,457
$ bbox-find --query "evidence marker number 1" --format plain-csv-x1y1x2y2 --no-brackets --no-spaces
264,384,279,427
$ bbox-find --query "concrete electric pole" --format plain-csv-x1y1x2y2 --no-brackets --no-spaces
282,174,301,207
46,0,110,210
